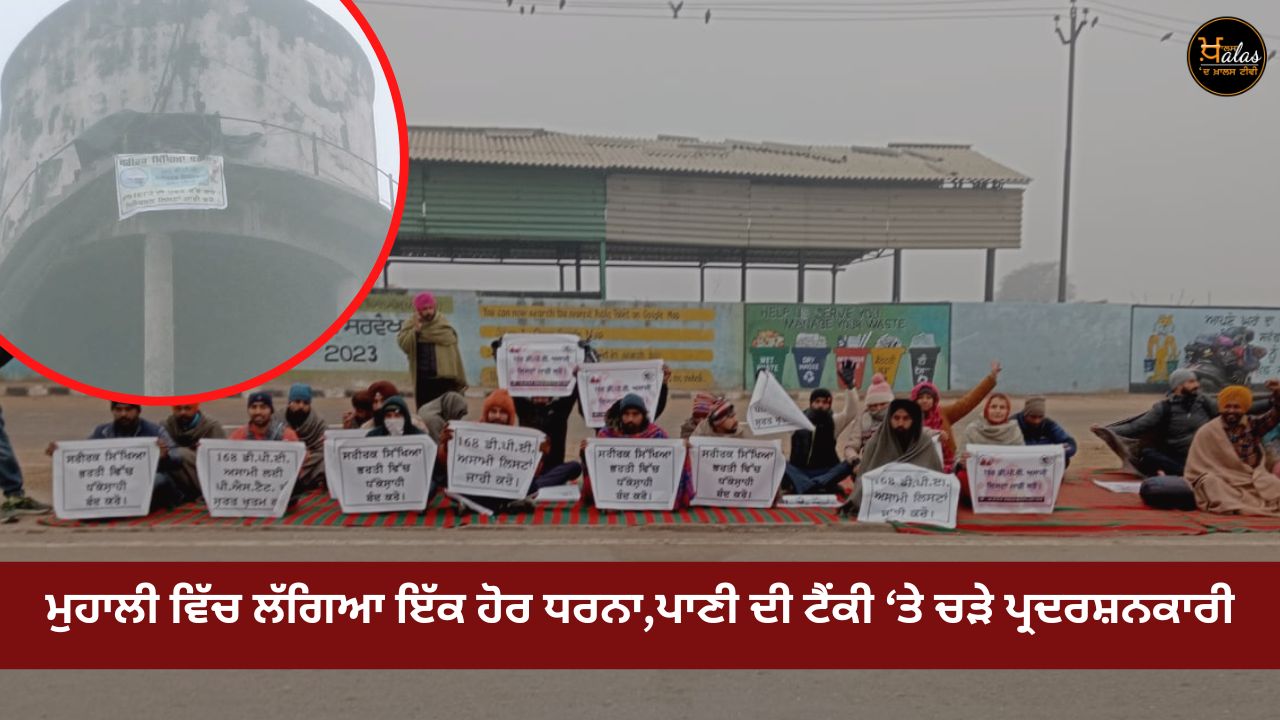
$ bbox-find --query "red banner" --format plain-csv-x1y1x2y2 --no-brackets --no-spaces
6,562,1274,669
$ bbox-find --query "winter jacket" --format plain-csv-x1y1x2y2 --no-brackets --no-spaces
1111,392,1217,459
789,387,861,471
1014,412,1077,459
515,394,578,469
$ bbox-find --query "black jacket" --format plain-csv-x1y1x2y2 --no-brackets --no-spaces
515,394,578,468
1111,392,1216,458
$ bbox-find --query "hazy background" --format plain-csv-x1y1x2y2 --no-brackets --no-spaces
355,0,1278,305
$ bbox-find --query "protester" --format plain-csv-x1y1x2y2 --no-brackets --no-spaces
363,381,428,432
229,393,302,443
1185,381,1280,516
283,384,327,494
342,390,374,429
161,403,227,501
1015,397,1078,466
397,291,467,409
913,360,1002,470
691,400,746,439
681,391,724,439
420,390,469,444
1093,368,1213,477
488,335,586,476
581,393,694,509
46,402,188,511
843,373,894,459
365,395,422,439
595,364,673,428
0,348,51,516
955,392,1024,502
840,399,945,515
785,364,862,495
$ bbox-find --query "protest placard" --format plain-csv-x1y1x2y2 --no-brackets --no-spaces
689,437,786,508
747,370,815,435
577,360,664,428
322,429,372,499
496,334,584,398
857,463,960,529
326,435,436,514
116,154,227,220
195,440,306,518
445,421,545,500
965,445,1066,514
585,438,687,511
51,438,161,520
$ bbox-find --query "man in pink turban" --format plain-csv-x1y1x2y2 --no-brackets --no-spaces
398,291,467,409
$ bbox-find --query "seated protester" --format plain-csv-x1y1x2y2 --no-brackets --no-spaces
1015,397,1078,467
162,403,227,501
955,393,1024,502
283,384,327,495
912,360,1001,471
843,373,894,461
229,392,310,494
1185,381,1280,516
420,390,469,444
513,393,584,487
681,391,724,440
580,393,694,510
362,381,428,432
841,399,945,515
1267,426,1280,477
46,402,188,511
342,390,375,430
785,364,862,495
691,400,746,439
365,395,422,439
1,346,51,515
1093,369,1212,477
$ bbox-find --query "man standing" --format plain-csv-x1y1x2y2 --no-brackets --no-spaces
47,402,188,511
397,292,467,409
283,384,327,495
1186,382,1280,516
786,364,862,495
1095,368,1214,477
0,348,51,516
162,403,227,501
1015,397,1077,467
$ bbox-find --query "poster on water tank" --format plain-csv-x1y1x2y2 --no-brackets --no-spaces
115,154,228,220
744,304,951,393
1130,306,1280,393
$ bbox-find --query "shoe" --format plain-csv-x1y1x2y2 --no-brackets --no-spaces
499,498,536,514
2,495,52,515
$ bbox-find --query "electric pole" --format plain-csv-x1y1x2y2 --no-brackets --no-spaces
1054,1,1092,303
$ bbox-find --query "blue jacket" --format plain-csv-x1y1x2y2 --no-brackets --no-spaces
1014,412,1077,459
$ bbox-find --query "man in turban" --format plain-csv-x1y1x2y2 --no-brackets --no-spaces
397,291,467,410
1185,380,1280,516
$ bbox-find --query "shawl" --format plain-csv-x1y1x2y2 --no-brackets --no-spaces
420,391,469,443
162,412,226,448
961,394,1025,449
1186,418,1280,517
844,400,943,513
592,421,694,508
397,312,468,385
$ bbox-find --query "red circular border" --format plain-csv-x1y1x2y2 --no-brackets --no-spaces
0,0,410,406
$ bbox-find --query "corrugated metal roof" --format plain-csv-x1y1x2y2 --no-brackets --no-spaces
408,127,1030,184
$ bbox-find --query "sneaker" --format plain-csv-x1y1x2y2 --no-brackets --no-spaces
2,495,52,515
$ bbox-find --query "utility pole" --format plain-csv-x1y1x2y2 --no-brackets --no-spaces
1054,1,1092,303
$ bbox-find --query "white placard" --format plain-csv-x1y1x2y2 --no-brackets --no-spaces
577,360,664,429
322,429,372,499
497,333,584,398
446,421,545,500
689,436,786,508
196,440,305,518
326,435,436,514
1093,480,1143,494
534,484,582,504
857,463,960,529
747,370,815,435
965,445,1066,515
116,154,228,220
52,438,161,520
777,494,843,508
585,438,686,511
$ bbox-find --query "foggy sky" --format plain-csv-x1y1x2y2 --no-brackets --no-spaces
358,0,1278,306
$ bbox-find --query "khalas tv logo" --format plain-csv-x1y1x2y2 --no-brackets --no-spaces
1189,17,1268,96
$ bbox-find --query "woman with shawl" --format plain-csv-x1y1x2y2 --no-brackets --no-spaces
955,392,1025,503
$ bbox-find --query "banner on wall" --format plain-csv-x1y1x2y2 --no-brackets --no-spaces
744,304,951,393
1130,306,1280,393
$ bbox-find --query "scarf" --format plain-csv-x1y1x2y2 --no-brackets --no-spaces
163,413,225,448
245,419,288,442
598,420,666,440
420,391,469,443
859,400,944,476
911,382,944,430
962,394,1024,449
286,410,327,453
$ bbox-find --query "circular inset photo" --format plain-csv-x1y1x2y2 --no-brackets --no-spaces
0,0,405,400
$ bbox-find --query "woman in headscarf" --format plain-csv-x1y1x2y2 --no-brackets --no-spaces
955,392,1025,503
911,360,1002,471
840,399,943,516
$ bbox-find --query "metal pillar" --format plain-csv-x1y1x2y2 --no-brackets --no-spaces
892,250,902,303
558,262,565,293
740,252,747,302
143,233,175,396
830,266,838,303
381,260,390,289
984,249,996,302
1055,0,1090,303
797,262,805,302
575,250,582,292
699,264,706,302
597,240,608,300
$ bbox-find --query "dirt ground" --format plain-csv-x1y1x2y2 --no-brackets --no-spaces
3,390,1142,502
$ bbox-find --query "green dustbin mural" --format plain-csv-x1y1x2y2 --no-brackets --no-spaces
744,304,951,392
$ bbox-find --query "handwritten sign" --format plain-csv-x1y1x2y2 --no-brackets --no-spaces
689,437,785,509
496,334,584,398
585,438,686,511
856,463,960,529
326,436,436,514
777,494,842,508
747,370,815,436
577,360,664,429
965,445,1066,514
445,421,545,500
51,438,161,520
322,429,372,499
196,440,306,518
116,153,227,220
